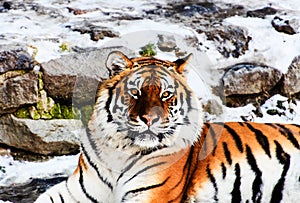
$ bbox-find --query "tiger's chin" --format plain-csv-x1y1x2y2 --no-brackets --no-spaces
127,130,166,150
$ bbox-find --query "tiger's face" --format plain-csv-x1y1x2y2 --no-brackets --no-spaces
89,51,203,151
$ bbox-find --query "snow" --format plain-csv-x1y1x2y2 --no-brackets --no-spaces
1,0,300,201
220,94,300,123
223,16,300,73
0,155,78,187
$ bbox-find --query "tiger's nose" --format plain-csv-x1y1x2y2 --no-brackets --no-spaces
140,114,159,126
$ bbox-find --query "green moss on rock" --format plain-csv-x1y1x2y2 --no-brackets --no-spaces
14,108,30,118
13,71,82,120
41,112,52,120
50,103,62,119
29,106,41,120
60,105,80,119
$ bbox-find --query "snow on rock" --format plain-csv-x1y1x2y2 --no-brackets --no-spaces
222,63,282,96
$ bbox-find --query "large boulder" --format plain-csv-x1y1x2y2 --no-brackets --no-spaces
282,55,300,95
0,114,82,155
41,46,133,105
222,63,282,96
0,48,37,114
0,72,38,114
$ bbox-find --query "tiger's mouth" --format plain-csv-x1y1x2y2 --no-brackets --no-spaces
126,129,167,148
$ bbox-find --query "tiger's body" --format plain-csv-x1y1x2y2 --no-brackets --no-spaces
35,51,300,203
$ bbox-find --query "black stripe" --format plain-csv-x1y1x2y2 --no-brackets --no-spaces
238,122,245,127
50,196,54,203
104,81,120,122
79,163,99,203
131,68,151,76
246,123,271,158
123,162,166,185
112,87,121,113
265,123,277,129
179,92,185,115
65,181,74,202
271,141,291,203
169,147,195,202
175,78,193,112
223,142,232,165
171,148,193,191
276,124,300,149
245,145,262,203
231,163,241,203
59,194,64,203
121,177,169,202
179,146,199,202
224,124,244,153
206,164,219,202
221,162,227,179
117,156,143,182
81,143,113,191
291,123,300,128
155,67,170,76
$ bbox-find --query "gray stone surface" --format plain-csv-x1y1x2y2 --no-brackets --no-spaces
0,114,82,155
0,71,38,114
222,63,283,96
157,34,177,52
271,16,298,35
282,55,300,95
0,49,34,74
41,46,134,105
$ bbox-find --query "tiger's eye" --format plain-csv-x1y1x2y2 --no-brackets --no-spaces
130,89,139,96
161,91,172,99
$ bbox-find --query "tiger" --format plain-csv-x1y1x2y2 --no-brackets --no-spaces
35,51,300,203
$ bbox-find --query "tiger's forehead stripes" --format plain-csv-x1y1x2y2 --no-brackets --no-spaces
130,57,177,69
126,66,177,91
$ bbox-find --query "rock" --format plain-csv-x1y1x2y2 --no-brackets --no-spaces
3,1,13,10
204,26,251,58
222,63,283,96
172,2,217,17
282,55,300,95
271,16,297,35
69,21,119,41
31,3,64,19
0,177,67,203
41,46,134,105
0,71,38,114
0,49,34,74
0,114,81,155
246,7,277,18
157,34,177,52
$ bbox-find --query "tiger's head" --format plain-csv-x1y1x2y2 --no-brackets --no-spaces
89,51,203,151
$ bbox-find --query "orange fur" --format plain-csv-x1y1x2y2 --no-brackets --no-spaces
189,122,300,199
73,153,88,175
109,122,299,202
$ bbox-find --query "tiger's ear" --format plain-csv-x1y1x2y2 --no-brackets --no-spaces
106,51,133,76
173,53,193,75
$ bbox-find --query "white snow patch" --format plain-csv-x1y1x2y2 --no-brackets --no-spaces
0,154,78,187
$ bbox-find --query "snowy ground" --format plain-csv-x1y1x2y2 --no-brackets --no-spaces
1,0,300,202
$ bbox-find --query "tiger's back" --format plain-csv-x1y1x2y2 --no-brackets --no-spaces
35,51,300,203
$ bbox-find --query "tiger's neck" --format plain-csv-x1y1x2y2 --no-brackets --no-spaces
81,129,191,177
